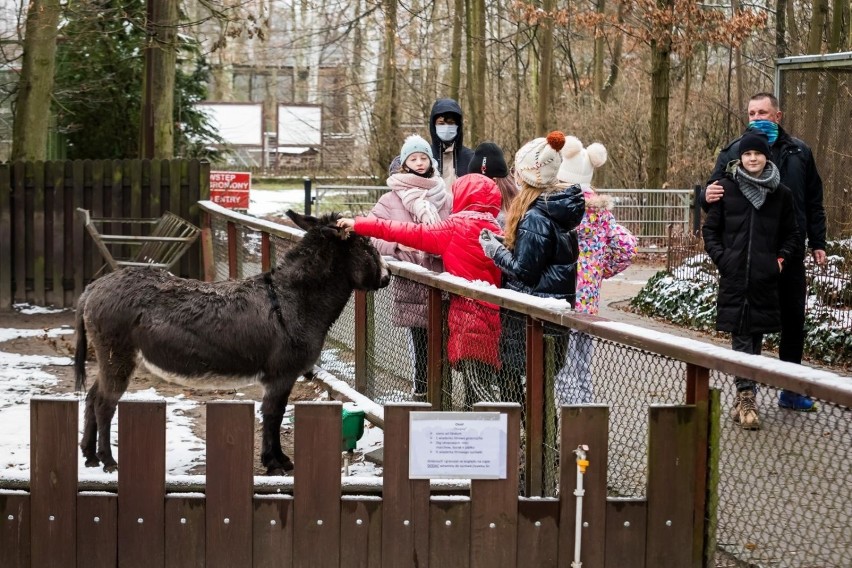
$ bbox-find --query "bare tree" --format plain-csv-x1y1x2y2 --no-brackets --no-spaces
11,0,60,161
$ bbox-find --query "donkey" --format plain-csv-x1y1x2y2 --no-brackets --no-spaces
74,210,390,474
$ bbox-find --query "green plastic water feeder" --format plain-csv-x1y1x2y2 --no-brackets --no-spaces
341,404,366,451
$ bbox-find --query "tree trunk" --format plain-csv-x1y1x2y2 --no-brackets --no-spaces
732,0,744,118
600,0,625,104
536,0,554,136
140,0,178,159
593,0,605,100
372,0,399,178
450,0,464,100
803,0,828,126
11,0,61,161
646,33,672,189
775,0,788,58
467,0,485,142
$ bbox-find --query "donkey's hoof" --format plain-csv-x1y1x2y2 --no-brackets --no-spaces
103,463,118,474
84,458,100,468
266,466,289,476
281,457,294,472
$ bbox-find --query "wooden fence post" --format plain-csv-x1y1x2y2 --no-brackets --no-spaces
686,364,710,568
30,397,78,567
382,403,431,568
118,400,166,568
645,405,697,568
470,403,521,568
524,317,544,497
294,402,343,568
427,288,444,409
206,401,255,568
558,405,609,568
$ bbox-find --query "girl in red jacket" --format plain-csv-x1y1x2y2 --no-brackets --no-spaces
338,173,503,408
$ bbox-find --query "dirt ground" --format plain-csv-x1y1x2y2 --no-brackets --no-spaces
0,308,321,476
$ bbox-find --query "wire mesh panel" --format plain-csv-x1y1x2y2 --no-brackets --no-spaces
236,225,263,278
709,372,851,568
211,217,230,282
362,276,424,402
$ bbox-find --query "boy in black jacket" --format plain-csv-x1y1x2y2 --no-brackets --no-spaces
702,132,804,430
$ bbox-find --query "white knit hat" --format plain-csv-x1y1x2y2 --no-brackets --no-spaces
514,131,566,189
399,135,436,169
557,136,608,186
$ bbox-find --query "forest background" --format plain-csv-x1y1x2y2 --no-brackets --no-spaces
1,0,850,195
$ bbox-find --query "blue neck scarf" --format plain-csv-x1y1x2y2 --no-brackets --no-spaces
748,120,779,144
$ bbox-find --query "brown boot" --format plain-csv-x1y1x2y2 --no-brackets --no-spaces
731,390,760,430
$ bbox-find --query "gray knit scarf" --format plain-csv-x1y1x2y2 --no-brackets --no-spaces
735,161,780,210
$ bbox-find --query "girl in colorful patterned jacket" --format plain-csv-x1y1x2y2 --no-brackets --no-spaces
554,136,637,405
338,173,504,408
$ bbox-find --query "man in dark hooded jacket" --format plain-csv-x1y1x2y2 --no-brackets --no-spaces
392,98,475,184
428,98,475,187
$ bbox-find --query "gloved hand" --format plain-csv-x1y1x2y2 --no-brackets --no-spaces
479,228,503,259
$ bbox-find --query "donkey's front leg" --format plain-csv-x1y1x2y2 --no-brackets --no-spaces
260,379,294,475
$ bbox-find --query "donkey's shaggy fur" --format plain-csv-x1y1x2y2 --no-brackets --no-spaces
74,211,389,474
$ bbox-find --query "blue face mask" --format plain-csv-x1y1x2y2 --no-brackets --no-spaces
748,120,779,144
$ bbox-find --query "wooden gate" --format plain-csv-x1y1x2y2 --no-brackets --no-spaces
0,398,707,568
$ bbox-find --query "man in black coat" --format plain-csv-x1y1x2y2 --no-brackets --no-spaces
703,92,827,413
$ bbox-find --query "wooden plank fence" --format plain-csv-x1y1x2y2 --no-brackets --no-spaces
0,397,704,568
0,159,210,309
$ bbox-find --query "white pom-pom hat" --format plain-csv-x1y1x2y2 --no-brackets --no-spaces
557,136,608,186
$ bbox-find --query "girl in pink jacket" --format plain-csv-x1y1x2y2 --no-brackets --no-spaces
555,137,637,404
369,135,452,399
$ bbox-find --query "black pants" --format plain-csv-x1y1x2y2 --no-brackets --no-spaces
410,327,428,396
778,259,807,365
731,332,762,392
498,309,569,406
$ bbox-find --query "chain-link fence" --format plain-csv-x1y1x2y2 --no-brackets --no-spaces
202,203,851,567
667,227,852,334
777,53,852,240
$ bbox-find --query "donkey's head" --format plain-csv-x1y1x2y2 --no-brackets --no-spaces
286,210,390,291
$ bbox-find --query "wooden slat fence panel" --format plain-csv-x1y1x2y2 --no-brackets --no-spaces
0,492,30,568
206,401,254,568
604,499,647,568
381,403,431,568
340,496,383,568
1,164,13,305
72,160,86,299
470,403,521,568
645,405,697,568
30,397,78,567
13,161,26,304
429,498,470,568
0,159,209,308
118,400,166,568
165,495,206,568
50,161,64,306
294,402,343,568
76,493,117,568
517,498,559,568
253,495,294,568
32,162,45,305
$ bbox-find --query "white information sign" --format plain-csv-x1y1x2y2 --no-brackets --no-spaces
409,412,507,479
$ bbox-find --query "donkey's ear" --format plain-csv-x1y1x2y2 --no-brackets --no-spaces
286,210,318,231
320,225,351,240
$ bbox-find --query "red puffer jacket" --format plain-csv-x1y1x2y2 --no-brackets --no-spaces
354,174,503,367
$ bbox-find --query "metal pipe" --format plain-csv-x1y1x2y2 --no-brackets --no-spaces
572,445,590,568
